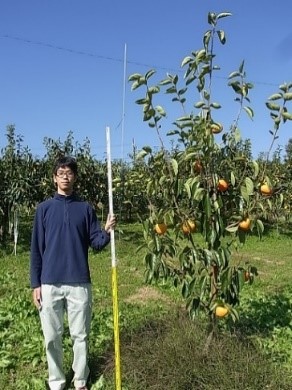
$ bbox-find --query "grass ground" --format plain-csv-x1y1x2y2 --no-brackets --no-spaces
1,223,292,389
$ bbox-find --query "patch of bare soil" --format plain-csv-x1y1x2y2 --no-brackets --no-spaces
125,286,171,305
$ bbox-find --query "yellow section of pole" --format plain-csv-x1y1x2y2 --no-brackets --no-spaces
112,266,121,390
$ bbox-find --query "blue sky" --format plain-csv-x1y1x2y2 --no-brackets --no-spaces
0,0,291,161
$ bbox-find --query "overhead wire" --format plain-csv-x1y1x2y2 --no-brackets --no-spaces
0,34,281,88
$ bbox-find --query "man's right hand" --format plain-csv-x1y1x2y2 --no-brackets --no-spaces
105,213,116,233
33,287,42,310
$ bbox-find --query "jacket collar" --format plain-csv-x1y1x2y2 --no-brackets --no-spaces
54,192,77,201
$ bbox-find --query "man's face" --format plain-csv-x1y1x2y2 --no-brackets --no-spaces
54,166,76,195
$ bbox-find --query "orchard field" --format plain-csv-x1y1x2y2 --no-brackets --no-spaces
1,10,292,390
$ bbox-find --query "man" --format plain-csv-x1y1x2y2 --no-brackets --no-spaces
30,156,116,390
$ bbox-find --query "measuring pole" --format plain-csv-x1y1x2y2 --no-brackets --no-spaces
106,126,122,390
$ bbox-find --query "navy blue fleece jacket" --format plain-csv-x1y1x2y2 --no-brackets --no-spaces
30,193,110,288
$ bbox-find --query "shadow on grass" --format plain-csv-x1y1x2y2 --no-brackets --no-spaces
87,307,292,390
118,225,145,247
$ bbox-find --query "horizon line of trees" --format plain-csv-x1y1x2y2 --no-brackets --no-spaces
0,124,291,251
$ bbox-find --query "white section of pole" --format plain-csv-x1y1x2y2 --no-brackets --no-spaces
121,43,127,163
106,126,116,267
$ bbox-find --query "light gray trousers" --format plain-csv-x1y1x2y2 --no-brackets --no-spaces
40,283,92,390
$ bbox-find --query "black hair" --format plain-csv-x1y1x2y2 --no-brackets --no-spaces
53,156,78,175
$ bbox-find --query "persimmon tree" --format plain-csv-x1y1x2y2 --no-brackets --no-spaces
283,139,292,219
128,11,292,339
0,125,40,249
112,160,149,221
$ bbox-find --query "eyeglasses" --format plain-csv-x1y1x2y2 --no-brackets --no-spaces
56,171,74,178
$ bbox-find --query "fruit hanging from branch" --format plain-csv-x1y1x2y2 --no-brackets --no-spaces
239,218,251,231
260,184,272,196
181,220,196,234
217,179,229,192
215,306,229,318
154,223,167,235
